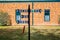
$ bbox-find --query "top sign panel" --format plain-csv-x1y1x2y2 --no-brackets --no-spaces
0,0,60,2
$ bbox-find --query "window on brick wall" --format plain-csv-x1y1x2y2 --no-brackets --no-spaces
44,9,50,22
16,9,28,24
16,9,21,24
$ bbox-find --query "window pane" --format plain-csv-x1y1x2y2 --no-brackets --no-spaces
45,15,50,21
16,9,21,24
45,9,50,15
16,15,20,20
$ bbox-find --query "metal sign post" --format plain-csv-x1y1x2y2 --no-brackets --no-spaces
28,4,30,40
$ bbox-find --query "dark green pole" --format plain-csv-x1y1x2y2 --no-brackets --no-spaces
32,2,34,26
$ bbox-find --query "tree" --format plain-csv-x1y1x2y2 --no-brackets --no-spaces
0,11,11,26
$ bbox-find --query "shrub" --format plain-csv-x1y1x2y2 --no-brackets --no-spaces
0,11,11,26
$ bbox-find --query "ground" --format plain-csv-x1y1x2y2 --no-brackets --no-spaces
0,25,60,40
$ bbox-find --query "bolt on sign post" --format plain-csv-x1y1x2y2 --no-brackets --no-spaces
28,4,30,40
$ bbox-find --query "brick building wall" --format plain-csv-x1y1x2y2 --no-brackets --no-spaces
0,2,60,25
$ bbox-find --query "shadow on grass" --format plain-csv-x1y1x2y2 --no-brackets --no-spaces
0,29,28,40
0,29,60,40
30,30,60,40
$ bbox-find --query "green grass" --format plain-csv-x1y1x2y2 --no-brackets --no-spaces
0,26,60,40
0,29,28,40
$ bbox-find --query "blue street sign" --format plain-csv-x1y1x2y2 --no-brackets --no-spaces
19,9,42,13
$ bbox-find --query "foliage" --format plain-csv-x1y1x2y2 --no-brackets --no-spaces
0,11,11,26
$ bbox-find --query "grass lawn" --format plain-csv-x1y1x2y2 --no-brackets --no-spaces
0,26,60,40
